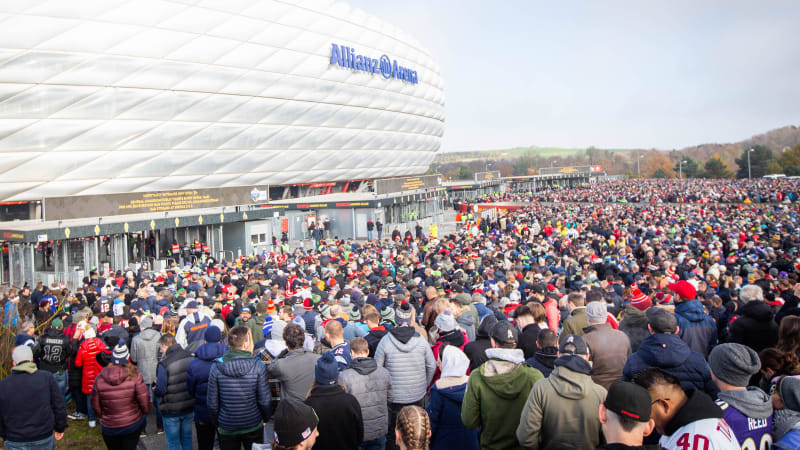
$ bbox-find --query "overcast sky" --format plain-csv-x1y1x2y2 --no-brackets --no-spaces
348,0,800,152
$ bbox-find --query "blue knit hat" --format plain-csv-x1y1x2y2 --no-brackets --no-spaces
315,352,339,385
204,325,222,343
263,316,274,338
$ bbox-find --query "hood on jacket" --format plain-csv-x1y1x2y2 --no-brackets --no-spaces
738,301,774,322
456,311,475,329
665,390,723,436
478,357,535,400
675,299,709,323
638,333,692,368
195,342,227,362
349,357,378,376
99,364,130,386
476,314,498,339
621,305,648,327
718,387,772,419
387,326,418,347
11,361,37,374
553,354,593,375
547,362,596,400
138,328,161,343
441,345,470,378
434,382,467,403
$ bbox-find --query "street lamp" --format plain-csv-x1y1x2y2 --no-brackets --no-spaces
637,154,644,178
747,148,755,179
678,160,687,179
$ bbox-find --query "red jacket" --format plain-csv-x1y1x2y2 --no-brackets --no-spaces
91,365,150,429
75,337,105,394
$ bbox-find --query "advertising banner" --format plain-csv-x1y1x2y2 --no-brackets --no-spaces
474,171,501,182
374,175,439,195
44,185,268,221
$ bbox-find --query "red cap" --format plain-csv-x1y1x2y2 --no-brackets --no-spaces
546,284,556,291
668,280,696,300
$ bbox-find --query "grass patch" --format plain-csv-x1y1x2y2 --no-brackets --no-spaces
56,403,105,449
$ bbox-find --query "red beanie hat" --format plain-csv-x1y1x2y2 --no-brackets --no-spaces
631,289,652,312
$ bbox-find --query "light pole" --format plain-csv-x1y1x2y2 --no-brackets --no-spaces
678,160,687,179
637,154,644,178
747,148,754,179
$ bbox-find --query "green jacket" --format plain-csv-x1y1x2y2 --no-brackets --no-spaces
461,350,544,450
561,307,587,338
242,315,266,341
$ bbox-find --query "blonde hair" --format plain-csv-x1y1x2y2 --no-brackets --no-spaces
396,405,430,450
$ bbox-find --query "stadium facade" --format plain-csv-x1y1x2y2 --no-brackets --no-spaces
0,0,447,287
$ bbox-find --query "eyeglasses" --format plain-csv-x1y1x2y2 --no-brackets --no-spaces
651,398,670,405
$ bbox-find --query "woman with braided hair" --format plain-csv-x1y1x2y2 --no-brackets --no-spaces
395,405,431,450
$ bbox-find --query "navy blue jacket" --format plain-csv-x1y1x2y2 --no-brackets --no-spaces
622,333,716,396
674,300,717,358
186,342,228,423
426,383,480,450
206,352,271,432
0,365,67,443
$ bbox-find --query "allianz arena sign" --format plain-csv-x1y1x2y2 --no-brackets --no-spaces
330,43,419,84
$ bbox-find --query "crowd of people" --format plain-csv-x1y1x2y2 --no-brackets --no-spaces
3,178,800,449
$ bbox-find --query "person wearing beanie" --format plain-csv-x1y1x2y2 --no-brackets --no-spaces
0,345,67,448
375,302,436,449
33,316,71,396
187,323,229,450
91,341,150,449
380,304,397,329
463,321,544,450
464,314,498,371
582,301,631,390
75,322,106,428
630,289,652,312
431,309,469,388
427,345,480,450
301,298,322,339
305,352,364,450
155,334,196,450
709,344,772,447
341,305,368,342
773,376,800,446
272,399,319,450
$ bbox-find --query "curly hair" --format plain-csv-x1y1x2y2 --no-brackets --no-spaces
396,405,430,450
759,347,800,376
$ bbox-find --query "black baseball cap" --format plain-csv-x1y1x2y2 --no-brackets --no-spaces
489,321,519,347
273,399,318,447
604,381,652,422
558,334,588,355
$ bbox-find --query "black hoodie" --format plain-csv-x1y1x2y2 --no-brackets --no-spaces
526,347,558,377
728,301,778,352
464,315,497,371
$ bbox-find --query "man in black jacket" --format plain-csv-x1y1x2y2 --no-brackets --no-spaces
513,304,540,359
207,326,271,449
463,314,497,371
156,334,195,450
525,329,558,378
0,345,66,448
728,284,778,352
33,318,71,397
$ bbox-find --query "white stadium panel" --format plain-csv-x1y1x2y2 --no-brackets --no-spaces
0,0,445,201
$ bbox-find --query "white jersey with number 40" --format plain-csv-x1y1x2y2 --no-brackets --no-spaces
660,418,740,450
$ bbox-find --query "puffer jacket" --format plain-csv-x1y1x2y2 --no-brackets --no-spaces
90,364,150,429
375,327,436,404
155,345,195,416
186,342,228,423
131,328,162,385
619,305,649,352
622,332,716,396
728,301,779,352
674,299,717,357
206,351,271,432
338,357,392,441
516,356,607,449
75,337,105,394
268,348,320,402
